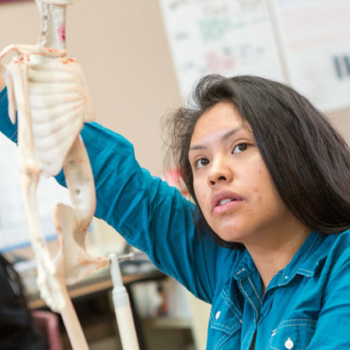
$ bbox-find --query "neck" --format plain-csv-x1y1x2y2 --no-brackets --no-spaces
36,0,69,50
246,223,311,293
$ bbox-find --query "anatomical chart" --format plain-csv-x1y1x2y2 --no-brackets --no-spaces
158,0,286,98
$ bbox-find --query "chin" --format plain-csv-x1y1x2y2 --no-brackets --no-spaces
214,223,251,244
216,231,244,243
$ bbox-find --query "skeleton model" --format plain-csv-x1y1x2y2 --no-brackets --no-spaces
0,1,139,349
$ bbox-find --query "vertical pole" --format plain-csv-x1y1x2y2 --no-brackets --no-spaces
109,253,141,350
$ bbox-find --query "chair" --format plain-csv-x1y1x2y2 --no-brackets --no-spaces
32,310,64,350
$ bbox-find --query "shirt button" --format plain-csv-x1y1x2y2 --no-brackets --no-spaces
215,311,221,320
285,276,289,279
285,337,294,349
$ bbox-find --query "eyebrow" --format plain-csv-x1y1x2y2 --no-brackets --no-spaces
189,127,243,152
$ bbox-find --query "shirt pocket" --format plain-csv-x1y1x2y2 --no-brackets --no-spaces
268,318,317,350
208,292,242,350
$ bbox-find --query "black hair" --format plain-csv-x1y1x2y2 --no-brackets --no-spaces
165,74,350,249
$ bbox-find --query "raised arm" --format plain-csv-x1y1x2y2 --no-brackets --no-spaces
59,121,238,303
0,87,237,304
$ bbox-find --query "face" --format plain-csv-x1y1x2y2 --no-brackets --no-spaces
189,102,295,246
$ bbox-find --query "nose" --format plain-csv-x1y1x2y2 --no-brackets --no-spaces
207,155,233,188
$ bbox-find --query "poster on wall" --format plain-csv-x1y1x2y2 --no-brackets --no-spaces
158,0,286,99
269,0,350,112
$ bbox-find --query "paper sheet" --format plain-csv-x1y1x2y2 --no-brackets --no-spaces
269,0,350,112
158,0,286,98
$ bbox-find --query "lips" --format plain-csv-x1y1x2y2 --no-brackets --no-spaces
211,190,243,214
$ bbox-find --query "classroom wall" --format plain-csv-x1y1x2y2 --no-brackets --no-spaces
0,0,349,170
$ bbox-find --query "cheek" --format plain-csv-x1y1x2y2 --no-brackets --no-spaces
193,181,205,205
251,186,263,203
257,174,283,209
249,166,275,204
193,180,210,213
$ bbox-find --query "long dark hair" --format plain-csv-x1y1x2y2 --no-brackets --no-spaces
165,74,350,249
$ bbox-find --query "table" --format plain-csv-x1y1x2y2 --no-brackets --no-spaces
26,266,167,350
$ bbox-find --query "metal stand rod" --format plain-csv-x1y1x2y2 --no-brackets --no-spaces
109,253,140,350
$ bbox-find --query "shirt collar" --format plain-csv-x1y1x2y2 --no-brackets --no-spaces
231,249,257,280
279,231,325,283
292,231,339,278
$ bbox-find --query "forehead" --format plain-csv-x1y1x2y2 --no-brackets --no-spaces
190,102,246,145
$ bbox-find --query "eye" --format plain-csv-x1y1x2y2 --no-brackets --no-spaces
233,143,248,154
194,157,210,169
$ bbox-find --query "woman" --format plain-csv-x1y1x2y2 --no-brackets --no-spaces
1,74,350,349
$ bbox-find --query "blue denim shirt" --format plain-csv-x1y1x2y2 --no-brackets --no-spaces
1,88,350,349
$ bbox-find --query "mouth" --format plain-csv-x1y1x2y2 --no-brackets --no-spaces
211,191,243,214
218,198,238,206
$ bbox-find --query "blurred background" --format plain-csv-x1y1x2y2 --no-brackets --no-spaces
0,0,349,349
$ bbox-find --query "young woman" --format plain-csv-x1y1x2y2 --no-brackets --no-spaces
1,74,350,349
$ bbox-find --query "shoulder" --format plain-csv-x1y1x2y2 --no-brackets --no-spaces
299,230,350,283
318,230,350,283
324,229,350,260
